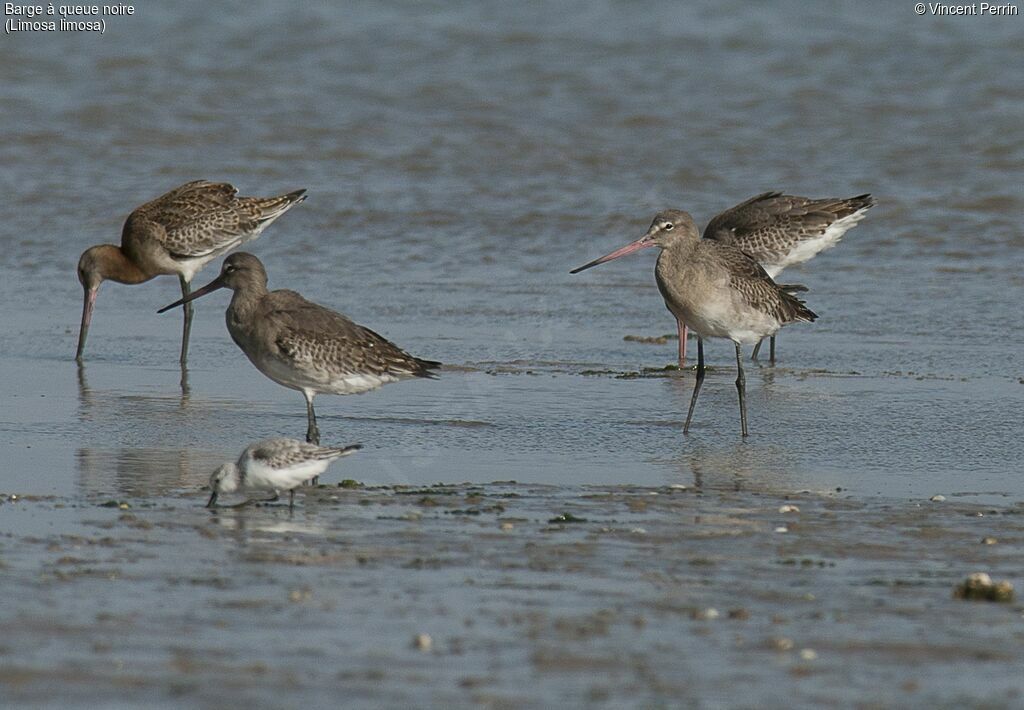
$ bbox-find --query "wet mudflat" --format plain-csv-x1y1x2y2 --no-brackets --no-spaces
2,340,1023,707
2,479,1023,709
3,0,1024,707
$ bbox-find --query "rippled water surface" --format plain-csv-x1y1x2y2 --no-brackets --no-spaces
1,2,1022,707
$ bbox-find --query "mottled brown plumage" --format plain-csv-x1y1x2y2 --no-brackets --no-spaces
571,209,816,436
700,191,872,362
704,192,874,276
159,252,440,444
76,180,306,363
127,180,306,261
656,235,817,337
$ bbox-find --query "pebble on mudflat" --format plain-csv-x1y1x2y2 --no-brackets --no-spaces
953,572,1014,602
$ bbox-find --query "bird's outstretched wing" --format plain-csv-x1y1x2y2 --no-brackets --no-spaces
704,192,874,267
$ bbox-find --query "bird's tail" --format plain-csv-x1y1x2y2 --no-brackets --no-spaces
837,193,875,217
779,288,818,324
251,189,308,226
413,357,443,379
816,194,874,232
778,283,809,294
321,443,363,459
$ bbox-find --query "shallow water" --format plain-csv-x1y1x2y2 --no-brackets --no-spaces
1,1,1023,707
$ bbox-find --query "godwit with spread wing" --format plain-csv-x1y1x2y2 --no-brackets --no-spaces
701,191,873,363
159,252,440,444
571,210,817,436
76,180,306,364
207,438,362,510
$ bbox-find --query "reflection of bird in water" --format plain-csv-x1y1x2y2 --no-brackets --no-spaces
76,446,198,499
208,438,362,510
76,360,191,430
160,252,440,445
572,210,816,436
76,180,306,364
76,362,92,406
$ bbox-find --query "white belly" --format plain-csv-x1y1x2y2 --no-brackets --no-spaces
673,299,778,345
244,459,331,492
253,351,398,395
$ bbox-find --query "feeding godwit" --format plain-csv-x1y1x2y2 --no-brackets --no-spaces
571,210,817,436
700,191,873,363
207,438,362,510
158,252,440,444
75,180,306,364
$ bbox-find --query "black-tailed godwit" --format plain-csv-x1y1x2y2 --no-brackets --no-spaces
76,180,306,364
703,191,873,362
571,210,817,436
159,252,440,444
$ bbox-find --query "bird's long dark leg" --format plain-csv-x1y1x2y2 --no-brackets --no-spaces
303,390,320,445
769,335,777,365
751,338,763,361
683,338,705,434
303,390,322,484
735,342,749,437
179,364,191,398
289,489,295,511
178,275,194,365
677,319,688,367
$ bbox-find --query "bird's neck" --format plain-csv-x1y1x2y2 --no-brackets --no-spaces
227,285,267,327
658,233,700,264
92,244,151,285
219,463,243,493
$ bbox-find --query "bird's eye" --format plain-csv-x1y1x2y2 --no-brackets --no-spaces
663,223,674,231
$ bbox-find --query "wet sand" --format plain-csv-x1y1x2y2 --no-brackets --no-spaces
3,478,1023,709
3,1,1024,706
3,352,1024,708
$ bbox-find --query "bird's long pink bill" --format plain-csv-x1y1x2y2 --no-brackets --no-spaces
569,237,654,274
157,275,226,313
75,287,98,361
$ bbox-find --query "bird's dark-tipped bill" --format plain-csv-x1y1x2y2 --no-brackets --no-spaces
570,237,655,274
75,286,98,361
206,491,218,508
158,275,226,313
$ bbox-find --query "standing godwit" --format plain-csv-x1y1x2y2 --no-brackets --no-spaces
207,438,362,510
571,210,817,436
75,180,307,364
700,191,873,363
158,252,440,444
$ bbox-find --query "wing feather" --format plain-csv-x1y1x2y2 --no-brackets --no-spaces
126,181,304,259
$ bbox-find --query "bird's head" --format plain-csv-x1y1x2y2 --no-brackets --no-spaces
207,462,241,507
158,252,268,314
570,210,699,273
